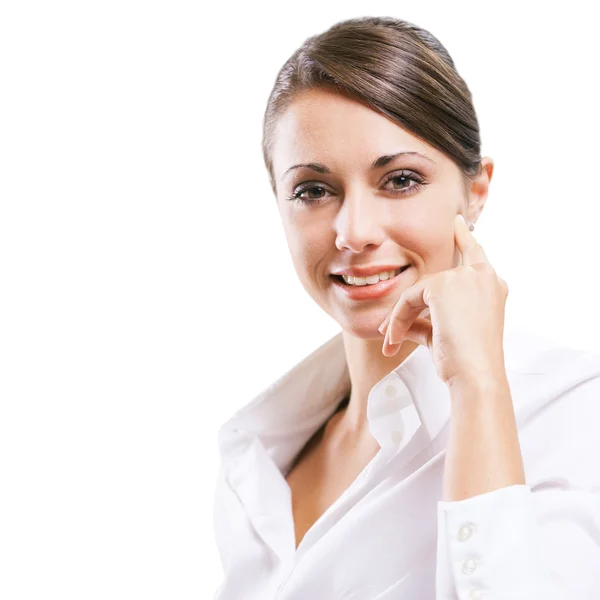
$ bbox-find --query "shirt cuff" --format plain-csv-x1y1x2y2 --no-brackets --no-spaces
436,484,553,600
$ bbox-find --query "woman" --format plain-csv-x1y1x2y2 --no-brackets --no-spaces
212,16,600,600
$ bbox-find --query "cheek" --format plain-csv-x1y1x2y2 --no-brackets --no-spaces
390,218,442,252
287,229,329,279
390,215,455,269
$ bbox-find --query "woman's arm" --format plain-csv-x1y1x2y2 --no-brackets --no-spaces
435,367,600,600
444,370,525,502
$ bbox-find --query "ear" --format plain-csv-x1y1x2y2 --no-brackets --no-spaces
467,157,494,224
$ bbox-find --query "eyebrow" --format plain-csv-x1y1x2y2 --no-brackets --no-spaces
282,151,436,180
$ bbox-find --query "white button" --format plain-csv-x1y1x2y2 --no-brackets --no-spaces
458,524,473,541
468,590,485,599
384,383,398,398
390,429,404,444
461,558,478,574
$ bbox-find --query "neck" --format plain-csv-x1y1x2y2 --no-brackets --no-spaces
334,331,421,440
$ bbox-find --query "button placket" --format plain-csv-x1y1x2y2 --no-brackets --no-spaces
367,374,412,450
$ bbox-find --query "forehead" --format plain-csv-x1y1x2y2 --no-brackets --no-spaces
271,87,444,179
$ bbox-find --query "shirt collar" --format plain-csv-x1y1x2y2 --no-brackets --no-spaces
217,330,456,475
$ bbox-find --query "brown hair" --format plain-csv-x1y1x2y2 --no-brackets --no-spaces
261,16,482,199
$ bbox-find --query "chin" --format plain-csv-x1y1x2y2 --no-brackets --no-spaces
339,319,387,340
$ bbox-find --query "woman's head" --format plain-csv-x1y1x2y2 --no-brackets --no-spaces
262,16,493,338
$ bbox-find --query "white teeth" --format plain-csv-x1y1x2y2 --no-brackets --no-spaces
342,268,403,286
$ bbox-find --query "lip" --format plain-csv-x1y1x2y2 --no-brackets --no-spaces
330,265,411,301
331,264,409,278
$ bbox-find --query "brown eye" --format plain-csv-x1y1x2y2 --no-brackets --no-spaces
383,170,427,197
286,184,332,206
304,186,327,199
390,176,411,190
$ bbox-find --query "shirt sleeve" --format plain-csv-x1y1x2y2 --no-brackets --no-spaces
437,484,600,599
435,367,600,600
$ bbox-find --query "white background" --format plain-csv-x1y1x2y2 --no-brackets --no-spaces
1,1,598,598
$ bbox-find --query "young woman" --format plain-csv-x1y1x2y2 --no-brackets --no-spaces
213,16,600,600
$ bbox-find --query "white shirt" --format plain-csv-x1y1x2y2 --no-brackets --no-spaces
212,321,600,599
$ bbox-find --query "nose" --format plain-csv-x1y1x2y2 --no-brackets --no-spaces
334,191,385,253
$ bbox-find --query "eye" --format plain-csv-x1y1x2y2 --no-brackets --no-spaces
285,183,332,206
382,170,426,197
285,169,427,206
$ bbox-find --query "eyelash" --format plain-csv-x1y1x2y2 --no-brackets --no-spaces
285,170,427,206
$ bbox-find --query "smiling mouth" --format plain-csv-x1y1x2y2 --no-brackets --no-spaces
331,264,410,286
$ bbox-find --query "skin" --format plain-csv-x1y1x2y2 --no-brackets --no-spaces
270,86,494,449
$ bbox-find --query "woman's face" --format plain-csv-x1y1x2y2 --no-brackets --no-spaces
271,87,492,338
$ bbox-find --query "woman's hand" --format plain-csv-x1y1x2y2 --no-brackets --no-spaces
377,214,509,387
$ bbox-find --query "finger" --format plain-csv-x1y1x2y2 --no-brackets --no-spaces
404,317,433,349
382,324,405,357
386,278,428,345
455,214,488,267
382,317,432,356
377,288,431,335
378,312,391,335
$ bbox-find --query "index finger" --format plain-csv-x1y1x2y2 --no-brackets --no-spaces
385,277,429,345
455,214,488,266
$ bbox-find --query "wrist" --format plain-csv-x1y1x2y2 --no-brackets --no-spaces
448,367,509,402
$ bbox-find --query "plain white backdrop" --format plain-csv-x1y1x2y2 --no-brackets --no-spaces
1,1,598,598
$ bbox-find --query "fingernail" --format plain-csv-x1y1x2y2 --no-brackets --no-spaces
378,315,390,334
382,331,391,356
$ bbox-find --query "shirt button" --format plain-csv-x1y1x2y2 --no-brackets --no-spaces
458,524,474,541
461,558,478,574
390,429,404,444
384,383,398,398
468,590,485,599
